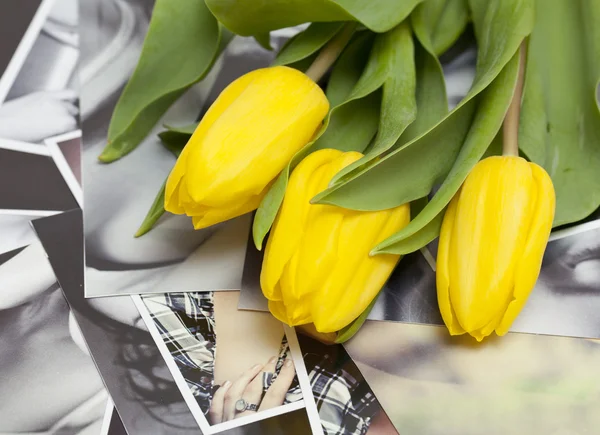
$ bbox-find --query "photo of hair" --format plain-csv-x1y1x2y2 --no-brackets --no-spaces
344,320,600,435
78,0,309,298
135,291,316,434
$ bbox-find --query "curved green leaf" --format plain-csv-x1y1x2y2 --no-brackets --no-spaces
99,0,223,163
325,32,374,106
254,32,272,50
273,22,344,66
252,33,374,250
335,294,378,343
328,22,417,185
519,0,600,226
396,3,449,143
375,210,445,255
134,132,186,237
206,0,425,35
135,181,168,238
314,0,534,210
426,0,470,56
374,48,521,254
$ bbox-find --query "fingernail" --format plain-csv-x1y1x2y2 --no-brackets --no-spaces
285,359,293,367
223,381,231,388
253,364,262,370
269,356,277,364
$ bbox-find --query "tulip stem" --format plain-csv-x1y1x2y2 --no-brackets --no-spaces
305,23,357,83
502,41,528,157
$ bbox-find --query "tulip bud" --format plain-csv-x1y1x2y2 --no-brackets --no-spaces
437,156,556,341
261,149,411,333
165,66,329,229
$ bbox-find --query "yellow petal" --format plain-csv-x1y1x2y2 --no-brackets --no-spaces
186,66,329,207
312,204,410,332
191,192,263,230
164,145,191,214
449,156,536,336
495,162,555,336
260,149,341,300
436,192,465,336
291,152,362,300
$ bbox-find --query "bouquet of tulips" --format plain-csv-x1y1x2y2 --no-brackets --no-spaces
99,0,600,343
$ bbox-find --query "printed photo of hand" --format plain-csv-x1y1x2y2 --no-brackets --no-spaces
208,356,296,425
0,90,78,143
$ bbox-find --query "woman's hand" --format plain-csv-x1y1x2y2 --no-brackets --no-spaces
208,356,296,424
0,90,78,142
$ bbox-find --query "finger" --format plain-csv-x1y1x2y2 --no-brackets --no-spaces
260,359,296,411
208,381,231,424
223,364,263,421
236,356,279,419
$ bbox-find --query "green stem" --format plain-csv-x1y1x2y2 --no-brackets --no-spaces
502,41,527,157
305,22,357,82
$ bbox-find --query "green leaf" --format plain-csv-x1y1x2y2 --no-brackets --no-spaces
135,129,188,237
468,0,490,42
254,32,272,50
374,48,521,254
335,294,378,343
328,22,417,185
273,22,344,66
376,210,445,255
315,0,534,210
135,180,168,238
424,0,470,56
252,33,374,250
163,122,198,135
99,0,223,163
312,92,381,153
206,0,426,35
316,4,452,192
325,32,374,106
519,0,600,226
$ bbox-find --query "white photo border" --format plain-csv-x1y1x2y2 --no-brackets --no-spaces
0,0,56,104
44,130,83,208
131,295,322,435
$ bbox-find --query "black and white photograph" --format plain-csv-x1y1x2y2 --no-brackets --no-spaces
0,212,108,435
344,320,600,435
297,334,397,435
34,208,322,435
79,0,312,297
33,208,208,435
0,139,78,213
134,291,322,434
0,0,78,143
45,130,83,206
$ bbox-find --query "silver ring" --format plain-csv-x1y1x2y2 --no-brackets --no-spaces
235,398,258,413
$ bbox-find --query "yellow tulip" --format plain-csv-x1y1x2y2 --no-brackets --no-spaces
164,66,329,229
261,149,411,333
437,156,555,342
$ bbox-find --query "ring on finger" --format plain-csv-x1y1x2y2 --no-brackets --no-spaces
234,398,259,413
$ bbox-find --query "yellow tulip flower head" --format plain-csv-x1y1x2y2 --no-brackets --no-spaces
165,66,329,229
437,156,556,342
261,149,411,333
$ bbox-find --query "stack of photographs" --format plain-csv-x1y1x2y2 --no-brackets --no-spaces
2,1,600,435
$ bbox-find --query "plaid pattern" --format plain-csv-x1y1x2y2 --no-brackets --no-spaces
141,292,301,415
300,335,379,435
